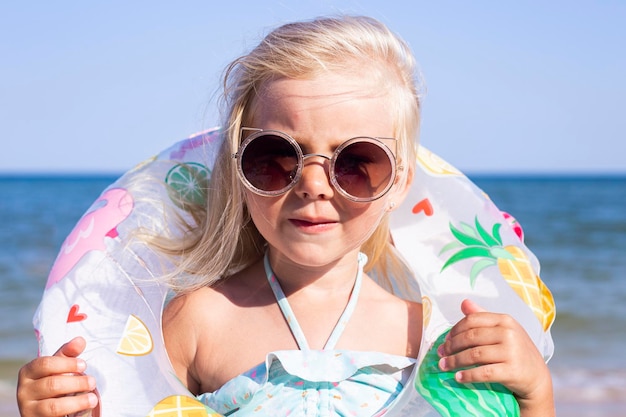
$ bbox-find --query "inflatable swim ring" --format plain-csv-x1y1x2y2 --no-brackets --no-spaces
33,128,555,416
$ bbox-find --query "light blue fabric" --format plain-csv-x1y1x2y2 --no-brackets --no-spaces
197,252,416,416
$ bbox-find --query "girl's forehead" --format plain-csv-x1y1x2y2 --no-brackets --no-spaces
252,74,391,120
258,71,387,101
242,68,402,144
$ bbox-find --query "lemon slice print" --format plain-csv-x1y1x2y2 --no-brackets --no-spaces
165,162,211,209
116,314,153,356
148,395,222,417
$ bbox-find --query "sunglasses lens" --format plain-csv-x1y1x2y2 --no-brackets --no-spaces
334,140,394,200
241,134,299,193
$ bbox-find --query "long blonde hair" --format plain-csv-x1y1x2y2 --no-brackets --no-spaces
161,15,422,293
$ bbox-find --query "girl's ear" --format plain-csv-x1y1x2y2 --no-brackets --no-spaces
387,163,414,211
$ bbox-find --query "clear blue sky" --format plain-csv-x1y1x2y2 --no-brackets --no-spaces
2,1,624,174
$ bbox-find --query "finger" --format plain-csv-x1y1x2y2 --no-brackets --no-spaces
34,374,97,399
460,298,486,315
28,391,98,417
454,363,507,385
19,356,87,381
439,326,504,357
439,343,505,372
54,336,87,358
448,310,518,343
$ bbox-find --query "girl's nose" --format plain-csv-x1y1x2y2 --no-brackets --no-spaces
294,156,335,200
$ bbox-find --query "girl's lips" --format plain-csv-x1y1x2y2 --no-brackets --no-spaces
289,218,337,232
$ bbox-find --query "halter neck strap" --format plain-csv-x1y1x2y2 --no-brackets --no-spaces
263,252,366,350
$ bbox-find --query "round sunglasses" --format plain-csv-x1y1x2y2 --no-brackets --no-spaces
233,128,398,202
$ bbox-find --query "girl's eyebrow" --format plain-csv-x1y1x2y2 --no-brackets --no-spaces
293,137,353,154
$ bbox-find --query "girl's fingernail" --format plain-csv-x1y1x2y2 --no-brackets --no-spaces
87,375,97,389
455,371,464,382
437,344,445,357
87,392,98,408
438,357,447,371
76,359,87,372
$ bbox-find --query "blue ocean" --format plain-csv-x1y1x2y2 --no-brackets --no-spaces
1,174,625,415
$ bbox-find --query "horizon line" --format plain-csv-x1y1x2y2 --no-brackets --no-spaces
1,171,625,180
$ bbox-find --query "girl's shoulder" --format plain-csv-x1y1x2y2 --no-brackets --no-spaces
361,274,421,311
162,281,268,392
350,276,422,357
163,283,248,328
162,287,217,347
163,259,273,332
164,285,225,319
164,257,266,312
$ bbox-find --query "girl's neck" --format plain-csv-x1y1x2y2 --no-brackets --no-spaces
265,248,362,296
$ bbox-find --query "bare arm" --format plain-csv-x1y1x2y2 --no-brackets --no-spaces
162,293,202,395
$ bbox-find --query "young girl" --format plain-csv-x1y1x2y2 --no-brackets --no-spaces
17,15,554,417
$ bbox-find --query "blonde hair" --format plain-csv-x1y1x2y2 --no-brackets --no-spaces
162,15,422,293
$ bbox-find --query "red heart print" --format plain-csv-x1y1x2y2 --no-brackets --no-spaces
412,198,434,216
67,304,88,323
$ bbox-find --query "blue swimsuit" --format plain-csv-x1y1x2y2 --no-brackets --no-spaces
197,253,416,416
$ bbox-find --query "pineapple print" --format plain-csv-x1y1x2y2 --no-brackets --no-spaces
440,217,555,331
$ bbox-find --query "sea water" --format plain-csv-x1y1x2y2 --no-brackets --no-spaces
1,174,625,412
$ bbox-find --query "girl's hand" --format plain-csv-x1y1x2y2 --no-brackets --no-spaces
437,299,555,417
17,336,98,417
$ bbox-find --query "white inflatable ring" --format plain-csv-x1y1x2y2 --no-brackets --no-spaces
34,128,555,417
